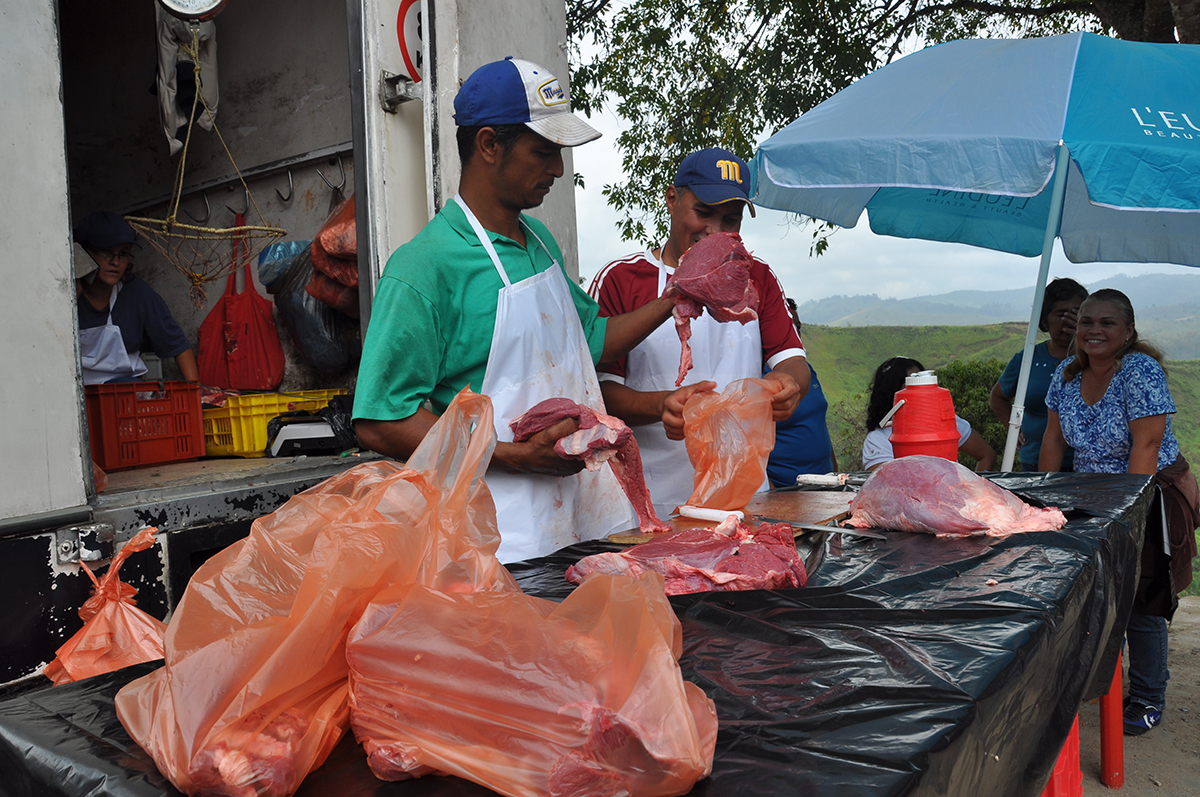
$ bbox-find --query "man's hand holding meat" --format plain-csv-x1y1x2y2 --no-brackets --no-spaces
589,148,809,516
353,57,673,562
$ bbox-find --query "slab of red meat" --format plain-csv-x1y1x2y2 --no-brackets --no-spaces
566,518,807,595
667,232,761,386
511,399,670,533
846,455,1068,536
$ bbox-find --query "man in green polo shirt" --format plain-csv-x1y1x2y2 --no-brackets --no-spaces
354,57,674,562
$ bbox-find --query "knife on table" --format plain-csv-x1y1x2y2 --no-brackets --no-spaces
754,516,887,540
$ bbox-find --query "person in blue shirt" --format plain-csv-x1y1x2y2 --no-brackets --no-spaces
1041,288,1199,737
767,299,836,485
990,278,1087,471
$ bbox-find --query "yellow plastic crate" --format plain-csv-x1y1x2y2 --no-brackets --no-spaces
203,389,348,457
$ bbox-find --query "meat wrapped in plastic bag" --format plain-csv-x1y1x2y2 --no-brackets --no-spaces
847,455,1068,536
681,378,782,512
115,388,514,797
43,526,166,685
346,571,717,797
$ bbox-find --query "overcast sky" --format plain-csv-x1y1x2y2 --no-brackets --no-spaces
570,105,1198,307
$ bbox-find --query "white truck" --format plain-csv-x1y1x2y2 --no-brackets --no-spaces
0,0,585,688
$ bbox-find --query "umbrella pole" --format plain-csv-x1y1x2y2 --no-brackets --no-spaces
1002,144,1071,471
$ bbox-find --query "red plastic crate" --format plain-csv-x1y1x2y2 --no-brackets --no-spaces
85,381,205,471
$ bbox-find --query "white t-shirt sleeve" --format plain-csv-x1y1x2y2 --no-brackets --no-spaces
861,428,894,470
955,415,972,446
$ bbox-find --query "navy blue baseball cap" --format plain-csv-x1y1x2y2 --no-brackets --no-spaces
453,57,600,147
673,148,756,217
73,211,136,250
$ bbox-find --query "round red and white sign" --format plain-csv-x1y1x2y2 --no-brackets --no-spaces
397,0,423,83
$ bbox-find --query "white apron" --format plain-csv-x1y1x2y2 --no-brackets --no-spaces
80,283,147,385
456,197,637,563
623,250,762,515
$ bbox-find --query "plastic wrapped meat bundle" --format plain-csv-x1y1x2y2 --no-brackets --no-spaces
846,455,1068,536
43,526,166,685
681,378,782,512
115,388,514,797
346,571,717,797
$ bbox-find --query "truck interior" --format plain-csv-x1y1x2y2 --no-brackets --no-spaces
61,1,367,499
56,1,379,603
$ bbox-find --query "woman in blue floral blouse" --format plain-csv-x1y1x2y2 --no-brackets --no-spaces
1041,288,1199,737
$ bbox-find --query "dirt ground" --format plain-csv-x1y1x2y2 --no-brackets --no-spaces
1079,596,1200,796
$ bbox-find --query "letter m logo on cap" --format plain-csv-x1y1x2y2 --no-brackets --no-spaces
537,79,567,107
716,159,743,183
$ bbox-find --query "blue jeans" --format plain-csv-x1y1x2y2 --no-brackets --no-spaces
1126,611,1169,707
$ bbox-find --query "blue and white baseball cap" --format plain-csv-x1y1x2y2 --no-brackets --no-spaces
673,148,756,217
453,57,601,147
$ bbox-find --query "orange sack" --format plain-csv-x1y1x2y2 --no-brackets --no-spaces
43,526,166,685
346,573,717,797
681,377,782,512
115,388,512,797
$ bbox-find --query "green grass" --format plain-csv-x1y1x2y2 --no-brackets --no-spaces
802,323,1200,470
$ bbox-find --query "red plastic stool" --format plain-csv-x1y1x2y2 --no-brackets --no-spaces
1041,651,1125,795
1040,715,1083,797
1098,650,1125,788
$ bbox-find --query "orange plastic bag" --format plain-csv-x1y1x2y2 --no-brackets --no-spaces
43,526,165,685
681,377,782,511
115,388,513,797
346,571,717,796
315,195,357,261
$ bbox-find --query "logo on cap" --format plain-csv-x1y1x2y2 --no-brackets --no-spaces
537,79,567,107
716,159,743,183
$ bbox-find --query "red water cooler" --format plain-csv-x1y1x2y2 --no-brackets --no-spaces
885,371,958,461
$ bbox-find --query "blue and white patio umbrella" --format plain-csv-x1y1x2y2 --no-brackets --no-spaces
750,32,1200,470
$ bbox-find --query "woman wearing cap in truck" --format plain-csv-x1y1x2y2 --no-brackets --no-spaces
75,211,199,384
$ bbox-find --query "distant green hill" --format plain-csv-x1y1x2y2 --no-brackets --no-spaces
802,324,1200,468
796,273,1200,360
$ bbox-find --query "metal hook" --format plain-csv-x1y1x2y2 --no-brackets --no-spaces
225,187,249,216
275,169,293,202
317,155,346,191
183,192,210,224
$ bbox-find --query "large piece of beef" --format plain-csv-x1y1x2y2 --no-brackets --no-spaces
846,455,1068,536
668,232,760,386
566,516,807,594
511,399,670,533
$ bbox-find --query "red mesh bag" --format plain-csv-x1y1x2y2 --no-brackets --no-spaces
43,527,165,685
316,196,356,259
115,388,512,797
305,267,360,318
311,196,358,288
310,240,358,288
681,377,782,512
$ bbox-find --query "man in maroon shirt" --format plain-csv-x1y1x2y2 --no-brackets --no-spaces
588,148,809,513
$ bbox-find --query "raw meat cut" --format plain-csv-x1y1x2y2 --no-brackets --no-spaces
189,711,310,797
667,232,760,385
511,399,670,533
565,516,808,595
846,455,1068,536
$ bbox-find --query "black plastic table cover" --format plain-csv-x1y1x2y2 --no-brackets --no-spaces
0,472,1154,797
